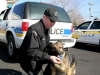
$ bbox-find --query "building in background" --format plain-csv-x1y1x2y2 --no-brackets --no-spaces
7,0,18,7
0,0,18,13
7,0,18,4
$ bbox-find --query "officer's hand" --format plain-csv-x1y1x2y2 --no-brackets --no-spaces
50,56,62,64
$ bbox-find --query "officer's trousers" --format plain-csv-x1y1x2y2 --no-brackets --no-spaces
19,57,51,75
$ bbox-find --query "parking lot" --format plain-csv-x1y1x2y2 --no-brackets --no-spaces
71,43,100,75
0,42,100,75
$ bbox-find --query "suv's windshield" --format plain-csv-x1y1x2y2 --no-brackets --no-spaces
29,2,71,23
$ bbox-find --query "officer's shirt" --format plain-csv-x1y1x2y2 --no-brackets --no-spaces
19,19,50,60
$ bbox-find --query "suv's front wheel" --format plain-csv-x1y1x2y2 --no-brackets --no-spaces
7,34,17,59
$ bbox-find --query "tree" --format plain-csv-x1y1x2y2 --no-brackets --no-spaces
50,0,86,25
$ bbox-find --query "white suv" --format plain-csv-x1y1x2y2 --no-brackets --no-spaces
0,1,76,59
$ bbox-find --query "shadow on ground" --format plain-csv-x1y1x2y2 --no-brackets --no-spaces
0,42,17,63
0,69,23,75
73,42,100,53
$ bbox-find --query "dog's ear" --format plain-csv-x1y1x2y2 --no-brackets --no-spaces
62,42,65,45
56,40,65,45
63,48,69,51
57,40,61,42
46,42,59,55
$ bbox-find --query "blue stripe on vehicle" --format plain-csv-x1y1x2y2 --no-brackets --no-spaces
12,27,23,33
11,27,25,37
64,29,71,34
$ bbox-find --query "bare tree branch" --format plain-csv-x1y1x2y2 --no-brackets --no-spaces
50,0,86,25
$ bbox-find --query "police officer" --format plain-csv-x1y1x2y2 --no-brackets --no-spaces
18,8,61,75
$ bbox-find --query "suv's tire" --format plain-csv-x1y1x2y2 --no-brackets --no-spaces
7,34,17,59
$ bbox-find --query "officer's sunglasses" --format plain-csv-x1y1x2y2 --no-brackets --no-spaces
46,16,55,23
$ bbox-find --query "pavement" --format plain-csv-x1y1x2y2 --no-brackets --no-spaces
0,42,100,75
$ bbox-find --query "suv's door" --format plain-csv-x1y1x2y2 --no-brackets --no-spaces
85,21,100,45
0,10,6,40
74,21,91,43
0,8,11,42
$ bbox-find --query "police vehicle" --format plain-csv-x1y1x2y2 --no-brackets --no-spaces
72,19,100,46
0,1,76,59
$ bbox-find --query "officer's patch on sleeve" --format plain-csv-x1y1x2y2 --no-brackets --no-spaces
32,31,38,36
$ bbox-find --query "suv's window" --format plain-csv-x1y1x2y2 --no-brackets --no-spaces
29,2,71,23
12,3,25,19
77,22,91,29
90,21,100,29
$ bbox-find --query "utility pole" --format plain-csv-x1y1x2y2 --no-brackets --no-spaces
40,0,42,3
88,3,93,20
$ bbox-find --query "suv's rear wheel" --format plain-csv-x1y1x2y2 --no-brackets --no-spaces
7,34,17,59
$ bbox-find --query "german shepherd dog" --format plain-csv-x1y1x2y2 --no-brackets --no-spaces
46,40,77,75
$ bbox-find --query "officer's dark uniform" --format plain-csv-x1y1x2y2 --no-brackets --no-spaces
18,19,51,75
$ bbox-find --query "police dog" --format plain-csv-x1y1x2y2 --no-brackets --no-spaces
47,40,77,75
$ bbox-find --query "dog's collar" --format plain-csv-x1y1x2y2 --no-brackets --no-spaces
59,54,64,60
59,52,65,60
